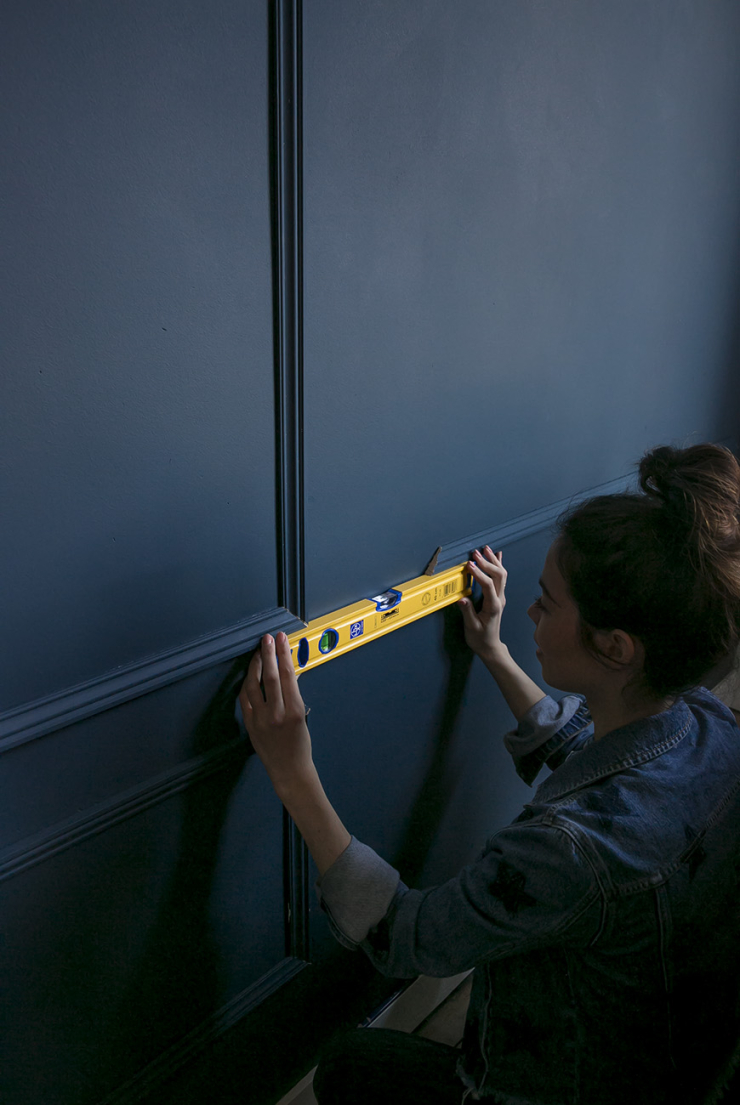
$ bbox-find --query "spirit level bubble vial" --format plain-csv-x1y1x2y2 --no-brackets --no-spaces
287,562,473,675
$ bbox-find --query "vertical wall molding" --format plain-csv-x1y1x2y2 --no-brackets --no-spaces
272,0,305,624
270,0,311,967
284,810,310,960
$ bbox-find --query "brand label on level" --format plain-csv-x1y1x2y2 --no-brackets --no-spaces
350,620,364,639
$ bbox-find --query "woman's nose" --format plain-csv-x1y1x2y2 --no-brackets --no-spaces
527,604,539,625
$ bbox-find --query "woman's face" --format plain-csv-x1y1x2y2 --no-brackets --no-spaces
527,542,597,693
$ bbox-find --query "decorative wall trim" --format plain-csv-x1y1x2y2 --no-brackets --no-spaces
284,811,310,959
0,473,642,758
0,472,646,882
271,0,305,623
0,606,304,754
435,473,636,571
0,737,247,883
96,957,309,1105
435,434,739,573
5,458,732,1098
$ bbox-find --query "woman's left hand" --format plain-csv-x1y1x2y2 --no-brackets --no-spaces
239,632,313,796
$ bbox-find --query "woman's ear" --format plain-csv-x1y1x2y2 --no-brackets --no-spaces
592,628,640,668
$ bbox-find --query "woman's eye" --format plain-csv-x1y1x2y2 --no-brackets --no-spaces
532,595,544,609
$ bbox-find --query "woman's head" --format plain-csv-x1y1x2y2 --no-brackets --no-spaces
545,443,740,699
528,541,649,698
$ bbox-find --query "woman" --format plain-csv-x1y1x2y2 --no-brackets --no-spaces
240,443,740,1105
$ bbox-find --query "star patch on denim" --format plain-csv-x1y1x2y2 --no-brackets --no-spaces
488,860,537,914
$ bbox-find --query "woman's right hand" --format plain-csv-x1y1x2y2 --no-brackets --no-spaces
458,547,507,660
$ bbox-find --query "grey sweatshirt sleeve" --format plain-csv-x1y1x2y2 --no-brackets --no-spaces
316,822,599,980
315,837,402,948
504,694,593,785
314,699,595,956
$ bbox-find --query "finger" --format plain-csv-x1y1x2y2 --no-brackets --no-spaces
467,558,488,584
472,548,504,577
479,546,506,572
276,632,307,716
457,596,481,630
466,561,496,605
468,555,501,590
468,558,505,611
477,548,507,597
238,677,253,720
243,648,264,711
260,634,284,712
493,548,507,596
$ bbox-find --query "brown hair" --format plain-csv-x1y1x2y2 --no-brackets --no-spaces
556,443,740,697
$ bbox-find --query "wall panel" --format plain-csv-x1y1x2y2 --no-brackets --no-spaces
0,664,237,850
2,1,740,1102
302,0,740,616
0,0,276,709
0,757,285,1105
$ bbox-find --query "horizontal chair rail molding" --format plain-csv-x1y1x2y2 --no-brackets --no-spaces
435,434,738,573
435,473,635,572
0,737,247,883
6,462,701,757
0,606,305,753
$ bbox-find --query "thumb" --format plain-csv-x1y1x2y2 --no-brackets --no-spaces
457,597,478,627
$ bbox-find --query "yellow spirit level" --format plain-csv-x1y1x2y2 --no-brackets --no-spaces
287,561,473,674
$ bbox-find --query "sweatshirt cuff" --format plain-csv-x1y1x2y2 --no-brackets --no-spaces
315,837,400,945
504,694,584,754
504,694,588,785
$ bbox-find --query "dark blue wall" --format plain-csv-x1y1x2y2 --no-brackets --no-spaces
303,0,740,613
1,2,739,1103
1,0,276,709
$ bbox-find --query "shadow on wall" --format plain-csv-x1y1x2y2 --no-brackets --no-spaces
106,663,253,1092
391,603,475,887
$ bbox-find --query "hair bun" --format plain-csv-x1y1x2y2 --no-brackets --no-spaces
638,442,740,542
639,446,691,516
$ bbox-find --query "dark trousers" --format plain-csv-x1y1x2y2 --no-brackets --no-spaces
313,1027,470,1105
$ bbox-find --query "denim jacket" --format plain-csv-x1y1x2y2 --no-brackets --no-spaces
316,688,740,1105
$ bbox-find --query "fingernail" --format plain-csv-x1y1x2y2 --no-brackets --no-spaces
265,634,273,645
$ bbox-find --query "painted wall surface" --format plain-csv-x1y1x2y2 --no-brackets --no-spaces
303,0,740,612
1,3,739,1104
1,0,276,710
